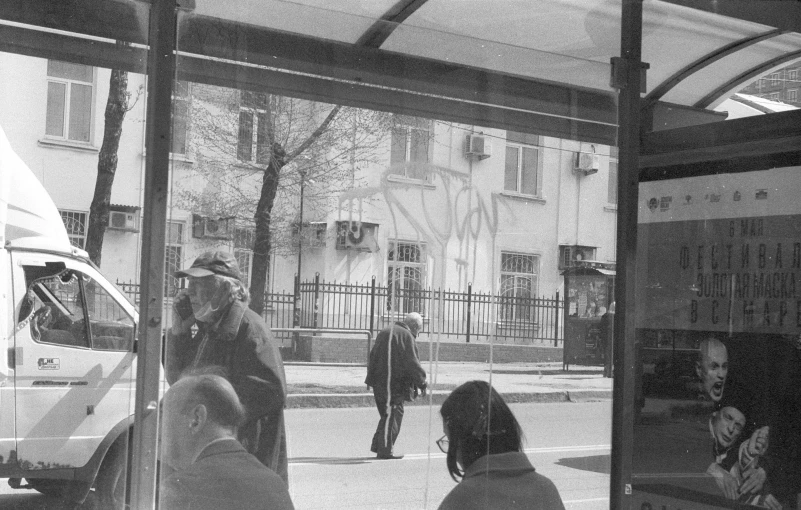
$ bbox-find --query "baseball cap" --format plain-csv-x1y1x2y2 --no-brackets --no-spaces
174,251,242,281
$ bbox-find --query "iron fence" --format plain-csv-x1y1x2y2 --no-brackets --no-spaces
116,276,563,345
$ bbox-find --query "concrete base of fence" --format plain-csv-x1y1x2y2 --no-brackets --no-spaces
288,335,562,364
417,341,562,363
294,335,371,364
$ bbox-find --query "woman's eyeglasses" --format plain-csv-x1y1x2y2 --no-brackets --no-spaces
436,435,449,453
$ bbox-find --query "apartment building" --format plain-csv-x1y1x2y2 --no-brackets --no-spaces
0,52,619,304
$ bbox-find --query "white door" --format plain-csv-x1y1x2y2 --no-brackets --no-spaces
11,252,136,470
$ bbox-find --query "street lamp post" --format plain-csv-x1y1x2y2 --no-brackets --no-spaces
293,168,306,330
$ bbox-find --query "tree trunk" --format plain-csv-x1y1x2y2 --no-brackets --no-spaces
249,145,286,315
85,69,129,266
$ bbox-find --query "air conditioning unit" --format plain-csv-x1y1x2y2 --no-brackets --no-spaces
560,245,597,270
574,152,600,175
192,215,233,240
465,134,491,160
107,211,139,232
335,220,379,252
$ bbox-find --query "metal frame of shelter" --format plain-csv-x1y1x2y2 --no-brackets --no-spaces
3,1,801,508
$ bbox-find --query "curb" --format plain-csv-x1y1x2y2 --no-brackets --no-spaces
286,389,613,409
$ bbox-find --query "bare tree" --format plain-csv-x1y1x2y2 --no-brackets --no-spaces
181,85,393,314
85,66,141,266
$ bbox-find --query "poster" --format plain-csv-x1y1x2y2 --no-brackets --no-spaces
633,167,801,509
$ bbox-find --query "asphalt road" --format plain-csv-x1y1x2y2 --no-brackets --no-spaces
0,401,612,509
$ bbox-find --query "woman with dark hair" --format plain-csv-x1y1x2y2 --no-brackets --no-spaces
437,380,565,510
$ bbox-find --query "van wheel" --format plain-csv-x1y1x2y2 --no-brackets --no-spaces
93,432,132,510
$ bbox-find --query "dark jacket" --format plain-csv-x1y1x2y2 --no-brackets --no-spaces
437,452,565,510
160,438,294,510
365,321,426,401
166,300,288,482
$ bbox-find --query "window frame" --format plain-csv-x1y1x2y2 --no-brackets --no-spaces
59,209,88,249
233,225,256,288
498,251,540,323
389,115,432,181
608,147,619,205
171,80,190,156
787,89,798,102
164,221,185,298
769,72,780,87
386,239,427,315
503,131,543,198
237,91,270,164
45,60,95,144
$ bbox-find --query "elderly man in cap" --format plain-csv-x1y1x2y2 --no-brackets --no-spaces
365,312,427,459
166,251,288,483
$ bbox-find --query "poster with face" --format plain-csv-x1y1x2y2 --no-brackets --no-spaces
632,167,801,509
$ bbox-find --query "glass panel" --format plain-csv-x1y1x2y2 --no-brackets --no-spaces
520,147,538,195
504,145,519,191
85,276,135,351
25,269,90,348
68,83,92,142
45,81,66,137
237,110,253,161
409,127,429,164
172,96,187,154
256,111,268,164
634,166,801,509
389,126,407,167
47,60,93,82
608,160,618,204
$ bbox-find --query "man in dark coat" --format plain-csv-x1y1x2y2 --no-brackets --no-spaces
160,373,294,510
166,251,288,483
365,312,427,459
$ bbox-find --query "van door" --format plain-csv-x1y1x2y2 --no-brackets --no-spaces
10,252,136,470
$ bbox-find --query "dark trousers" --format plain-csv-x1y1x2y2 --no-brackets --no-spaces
370,395,404,457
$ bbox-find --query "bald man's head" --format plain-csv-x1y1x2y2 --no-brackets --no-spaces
403,312,423,337
696,338,728,403
161,373,246,470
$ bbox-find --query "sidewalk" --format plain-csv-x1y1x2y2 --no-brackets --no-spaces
285,361,613,408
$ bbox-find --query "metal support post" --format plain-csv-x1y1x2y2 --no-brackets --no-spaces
466,282,472,343
610,1,645,508
130,0,177,508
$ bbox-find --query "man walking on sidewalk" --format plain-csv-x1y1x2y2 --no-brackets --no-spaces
365,312,428,459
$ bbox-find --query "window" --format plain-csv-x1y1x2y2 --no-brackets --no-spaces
59,210,87,249
22,267,90,348
237,91,270,164
234,226,255,288
499,252,539,322
559,245,598,270
387,240,426,314
788,89,798,102
769,92,781,101
789,69,798,82
769,73,780,87
504,131,543,196
172,80,190,155
164,222,184,298
608,147,618,205
84,277,136,351
389,116,431,180
20,266,134,351
45,60,93,143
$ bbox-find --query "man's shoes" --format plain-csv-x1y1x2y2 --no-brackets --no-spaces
376,453,404,460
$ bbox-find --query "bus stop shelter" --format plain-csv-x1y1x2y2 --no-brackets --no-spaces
2,1,801,508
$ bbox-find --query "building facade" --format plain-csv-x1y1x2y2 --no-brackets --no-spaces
1,52,619,311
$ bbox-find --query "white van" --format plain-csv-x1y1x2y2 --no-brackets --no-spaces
1,125,139,508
